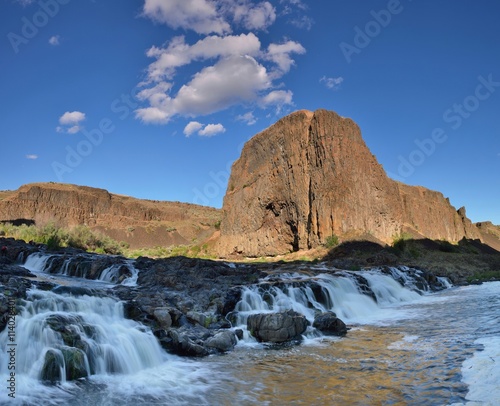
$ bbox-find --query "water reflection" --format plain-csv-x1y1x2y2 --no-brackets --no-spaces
203,283,500,405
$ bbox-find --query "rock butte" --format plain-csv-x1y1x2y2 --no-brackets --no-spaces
217,109,481,257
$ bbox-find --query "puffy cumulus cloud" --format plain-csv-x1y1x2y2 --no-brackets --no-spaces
137,0,305,126
143,0,230,35
143,0,277,33
144,33,261,82
260,90,293,107
198,123,226,137
137,55,272,124
57,111,86,134
174,56,270,115
183,121,225,137
230,1,276,30
183,121,203,136
320,76,344,90
48,35,60,46
266,41,306,75
59,111,85,125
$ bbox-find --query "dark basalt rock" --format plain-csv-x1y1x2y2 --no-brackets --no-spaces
247,310,308,343
40,348,88,383
312,312,348,336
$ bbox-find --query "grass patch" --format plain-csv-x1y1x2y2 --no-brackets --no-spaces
0,222,123,254
466,270,500,283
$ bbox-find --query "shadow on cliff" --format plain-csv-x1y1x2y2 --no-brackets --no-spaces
0,218,36,227
321,237,500,284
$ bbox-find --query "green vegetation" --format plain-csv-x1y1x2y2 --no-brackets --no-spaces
391,232,421,259
214,220,221,230
324,234,339,249
126,244,216,259
0,222,123,254
466,270,500,283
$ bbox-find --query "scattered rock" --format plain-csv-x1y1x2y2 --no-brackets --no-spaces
247,310,308,343
312,312,347,336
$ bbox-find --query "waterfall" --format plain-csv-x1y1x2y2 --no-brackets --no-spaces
233,266,449,335
0,289,165,383
23,253,139,286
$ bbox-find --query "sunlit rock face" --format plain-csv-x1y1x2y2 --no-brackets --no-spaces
218,109,480,257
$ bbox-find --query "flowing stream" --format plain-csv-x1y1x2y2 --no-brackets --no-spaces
1,253,498,405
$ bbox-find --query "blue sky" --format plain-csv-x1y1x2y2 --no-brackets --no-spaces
1,0,499,224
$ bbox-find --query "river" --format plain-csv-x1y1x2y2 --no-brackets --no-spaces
1,254,498,405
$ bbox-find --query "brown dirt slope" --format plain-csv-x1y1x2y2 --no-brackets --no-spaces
217,109,482,257
0,183,221,249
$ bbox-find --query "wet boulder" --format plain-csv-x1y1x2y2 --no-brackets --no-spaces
153,307,173,329
40,347,88,383
312,312,347,336
163,326,210,357
205,330,238,352
247,310,308,343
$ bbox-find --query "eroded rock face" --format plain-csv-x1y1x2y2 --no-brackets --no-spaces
218,109,481,257
0,183,221,249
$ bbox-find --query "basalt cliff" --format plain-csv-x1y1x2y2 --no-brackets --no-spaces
217,109,481,257
0,183,220,249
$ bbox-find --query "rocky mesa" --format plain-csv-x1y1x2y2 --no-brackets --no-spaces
217,109,481,257
0,183,221,249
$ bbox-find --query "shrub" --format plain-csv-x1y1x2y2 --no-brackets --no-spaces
324,234,339,249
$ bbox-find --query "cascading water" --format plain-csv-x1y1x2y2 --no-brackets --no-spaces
0,254,215,405
232,266,449,339
23,252,139,286
0,289,165,382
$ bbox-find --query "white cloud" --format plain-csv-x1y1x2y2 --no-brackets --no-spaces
144,33,261,82
280,0,307,11
137,55,271,124
25,154,38,160
57,111,86,133
59,111,85,125
184,121,204,136
236,111,257,125
67,125,82,134
320,76,344,90
266,40,306,76
143,0,230,34
48,35,60,46
183,121,225,137
198,123,226,137
230,1,276,30
260,90,293,107
143,0,277,33
137,0,305,126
